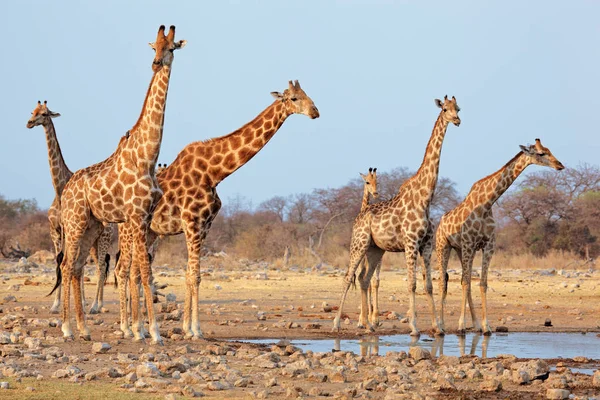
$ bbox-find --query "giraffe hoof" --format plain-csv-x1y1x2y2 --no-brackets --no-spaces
88,307,99,315
409,330,420,337
457,329,466,336
123,330,133,339
152,338,164,346
191,334,204,340
357,323,365,329
435,329,446,337
49,308,60,315
64,335,75,342
80,334,92,341
483,329,492,336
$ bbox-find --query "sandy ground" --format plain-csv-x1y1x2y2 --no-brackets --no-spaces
0,256,599,399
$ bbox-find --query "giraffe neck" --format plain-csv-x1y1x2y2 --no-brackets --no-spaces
409,113,449,206
42,119,72,196
126,64,173,170
205,100,290,185
361,185,370,212
466,151,530,209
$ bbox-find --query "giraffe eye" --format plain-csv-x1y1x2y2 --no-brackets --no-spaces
366,182,370,185
291,97,297,102
443,108,447,112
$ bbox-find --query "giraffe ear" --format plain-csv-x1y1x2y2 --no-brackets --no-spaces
49,111,61,118
173,40,186,50
434,99,443,108
359,172,367,181
271,92,284,100
148,42,156,50
520,144,534,155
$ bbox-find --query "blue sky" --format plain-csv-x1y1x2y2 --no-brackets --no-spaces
2,1,598,210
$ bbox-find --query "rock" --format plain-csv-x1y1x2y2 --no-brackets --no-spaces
592,370,600,388
166,293,177,302
28,250,55,264
330,370,346,383
513,370,530,384
234,378,250,387
409,346,431,361
24,337,41,349
181,385,203,397
308,372,327,383
304,323,321,330
165,394,177,400
546,389,570,399
257,312,267,321
265,377,278,387
0,382,9,389
3,295,16,303
496,326,509,332
544,318,552,327
92,342,111,354
124,372,137,384
308,387,323,396
480,378,502,392
137,362,160,378
206,381,226,391
179,372,203,384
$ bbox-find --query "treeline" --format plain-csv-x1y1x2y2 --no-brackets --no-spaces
1,163,599,265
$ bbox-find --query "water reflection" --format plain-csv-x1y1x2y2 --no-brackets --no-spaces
342,334,490,358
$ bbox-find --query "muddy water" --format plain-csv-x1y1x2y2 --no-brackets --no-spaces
242,332,600,360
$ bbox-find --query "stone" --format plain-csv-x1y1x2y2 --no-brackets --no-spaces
181,385,203,397
544,318,552,327
0,382,9,389
592,370,600,388
92,342,111,354
330,370,347,383
408,346,431,361
496,326,509,332
124,372,137,384
234,378,250,387
480,378,502,392
137,362,160,378
546,389,570,399
206,381,226,391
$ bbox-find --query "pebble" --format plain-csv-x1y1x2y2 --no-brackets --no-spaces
92,342,111,354
546,389,570,399
0,382,9,389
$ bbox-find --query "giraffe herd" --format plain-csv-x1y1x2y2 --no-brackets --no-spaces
27,25,564,344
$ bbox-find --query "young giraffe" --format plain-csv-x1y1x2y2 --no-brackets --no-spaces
357,168,380,325
437,138,564,335
115,80,319,339
26,101,114,315
333,96,461,335
54,25,185,343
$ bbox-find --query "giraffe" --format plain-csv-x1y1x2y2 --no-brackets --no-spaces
437,138,564,335
53,25,185,344
356,167,380,325
333,95,461,335
114,80,319,339
26,101,114,315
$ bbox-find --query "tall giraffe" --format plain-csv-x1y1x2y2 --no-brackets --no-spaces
333,96,461,335
437,139,564,335
53,25,185,344
26,101,114,315
115,80,319,339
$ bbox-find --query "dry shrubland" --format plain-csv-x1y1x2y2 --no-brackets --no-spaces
1,164,598,272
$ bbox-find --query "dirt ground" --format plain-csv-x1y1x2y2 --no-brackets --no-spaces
0,256,599,399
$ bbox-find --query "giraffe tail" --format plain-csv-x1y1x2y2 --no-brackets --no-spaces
113,250,121,289
443,272,449,293
48,251,63,297
104,253,111,286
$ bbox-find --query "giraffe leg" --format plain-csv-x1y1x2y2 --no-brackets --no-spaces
359,247,384,332
458,246,475,335
89,226,113,314
436,235,451,335
72,220,103,341
480,237,495,335
182,220,206,340
116,225,133,339
419,227,440,334
466,275,481,332
357,262,368,329
49,227,62,314
333,228,371,332
369,263,381,327
404,244,420,336
131,218,162,345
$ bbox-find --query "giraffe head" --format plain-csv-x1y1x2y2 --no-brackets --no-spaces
157,163,168,174
148,25,186,72
519,138,565,171
434,95,461,126
271,80,320,119
26,100,61,129
360,167,379,199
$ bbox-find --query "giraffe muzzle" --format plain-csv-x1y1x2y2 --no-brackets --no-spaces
310,107,320,119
